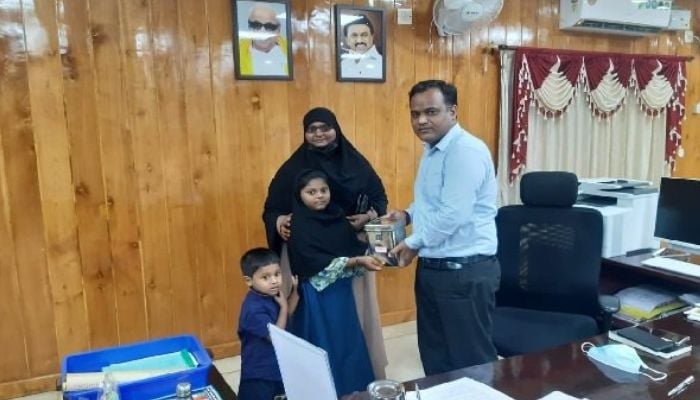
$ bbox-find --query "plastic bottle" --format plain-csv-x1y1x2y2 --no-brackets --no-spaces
98,372,120,400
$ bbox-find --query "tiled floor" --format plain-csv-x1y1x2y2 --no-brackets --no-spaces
13,321,423,400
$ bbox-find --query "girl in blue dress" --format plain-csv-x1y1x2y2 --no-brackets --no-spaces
287,169,383,397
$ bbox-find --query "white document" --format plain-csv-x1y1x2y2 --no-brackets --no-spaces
616,285,678,312
268,324,337,400
538,391,588,400
405,377,515,400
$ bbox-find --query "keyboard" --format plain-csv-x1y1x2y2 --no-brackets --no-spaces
641,256,700,278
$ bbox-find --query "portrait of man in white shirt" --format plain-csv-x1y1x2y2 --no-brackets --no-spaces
338,14,384,81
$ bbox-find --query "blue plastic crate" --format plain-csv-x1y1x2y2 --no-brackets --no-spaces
61,335,212,400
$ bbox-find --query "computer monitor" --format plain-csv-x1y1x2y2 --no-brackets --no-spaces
654,177,700,251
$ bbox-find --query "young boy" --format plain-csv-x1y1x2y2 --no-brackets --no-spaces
237,248,298,400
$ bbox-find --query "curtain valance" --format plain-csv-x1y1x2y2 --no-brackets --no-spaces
509,47,688,182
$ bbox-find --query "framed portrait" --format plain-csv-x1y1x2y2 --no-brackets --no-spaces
231,0,293,80
334,5,386,83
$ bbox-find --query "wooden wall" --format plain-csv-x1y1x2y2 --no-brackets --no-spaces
0,0,698,397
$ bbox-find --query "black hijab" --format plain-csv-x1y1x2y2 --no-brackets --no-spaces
287,170,368,279
262,107,388,253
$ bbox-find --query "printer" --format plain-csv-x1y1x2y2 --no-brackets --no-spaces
576,178,658,258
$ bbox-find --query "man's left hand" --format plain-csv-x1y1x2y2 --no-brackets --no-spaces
391,241,418,267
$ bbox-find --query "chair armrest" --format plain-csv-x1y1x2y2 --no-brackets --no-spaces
599,294,620,314
598,294,621,332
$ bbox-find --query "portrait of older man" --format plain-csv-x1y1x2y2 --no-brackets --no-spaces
236,1,290,78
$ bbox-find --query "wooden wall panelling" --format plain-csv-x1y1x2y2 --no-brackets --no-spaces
374,2,406,324
392,0,415,213
204,0,247,356
451,33,470,143
549,0,569,51
0,2,31,386
379,0,417,325
353,84,376,167
465,25,489,149
0,1,58,383
306,1,333,116
0,132,27,383
482,12,504,153
535,0,552,48
519,0,535,46
676,0,700,178
152,0,201,336
119,0,172,341
0,36,29,386
177,0,229,347
236,79,266,248
260,81,291,215
59,0,119,350
89,0,150,345
23,0,90,360
285,0,310,151
329,1,354,144
375,3,396,221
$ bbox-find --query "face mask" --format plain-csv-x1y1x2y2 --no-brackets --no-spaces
581,342,667,381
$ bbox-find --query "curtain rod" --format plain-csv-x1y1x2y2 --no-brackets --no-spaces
494,44,693,61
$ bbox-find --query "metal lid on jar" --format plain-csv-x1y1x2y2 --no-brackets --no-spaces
367,379,405,400
176,382,191,398
365,217,406,232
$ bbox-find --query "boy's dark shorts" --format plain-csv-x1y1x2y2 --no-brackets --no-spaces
238,379,285,400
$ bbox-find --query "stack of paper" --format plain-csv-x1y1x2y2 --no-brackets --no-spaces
615,285,685,321
538,392,588,400
103,350,198,372
404,380,587,400
679,293,700,305
405,377,514,400
684,306,700,322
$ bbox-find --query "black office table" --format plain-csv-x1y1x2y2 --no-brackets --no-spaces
601,253,700,294
345,314,700,400
209,366,238,400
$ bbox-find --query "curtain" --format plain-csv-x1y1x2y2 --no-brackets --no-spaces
497,50,519,205
498,47,688,204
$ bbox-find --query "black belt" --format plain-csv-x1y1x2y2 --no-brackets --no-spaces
418,255,495,270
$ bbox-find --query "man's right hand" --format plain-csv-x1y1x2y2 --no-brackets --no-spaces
276,214,292,241
390,241,418,267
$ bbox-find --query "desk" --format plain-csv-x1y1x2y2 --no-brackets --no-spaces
346,314,700,400
209,366,238,400
601,253,700,295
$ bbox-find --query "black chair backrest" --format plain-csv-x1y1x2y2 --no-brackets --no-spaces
496,171,603,318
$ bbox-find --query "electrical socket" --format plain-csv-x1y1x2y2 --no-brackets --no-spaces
684,30,694,44
397,8,412,25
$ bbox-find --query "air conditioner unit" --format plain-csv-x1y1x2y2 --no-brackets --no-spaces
560,0,672,37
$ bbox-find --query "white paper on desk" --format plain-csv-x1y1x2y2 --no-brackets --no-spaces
404,377,515,400
268,324,336,400
538,391,588,400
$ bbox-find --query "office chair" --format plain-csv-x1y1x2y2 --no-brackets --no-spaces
492,171,619,357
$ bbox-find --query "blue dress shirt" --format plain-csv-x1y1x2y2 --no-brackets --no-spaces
405,124,498,258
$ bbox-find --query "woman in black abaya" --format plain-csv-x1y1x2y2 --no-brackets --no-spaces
262,107,388,379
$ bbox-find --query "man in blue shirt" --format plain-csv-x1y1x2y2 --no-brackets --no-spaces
390,80,501,375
